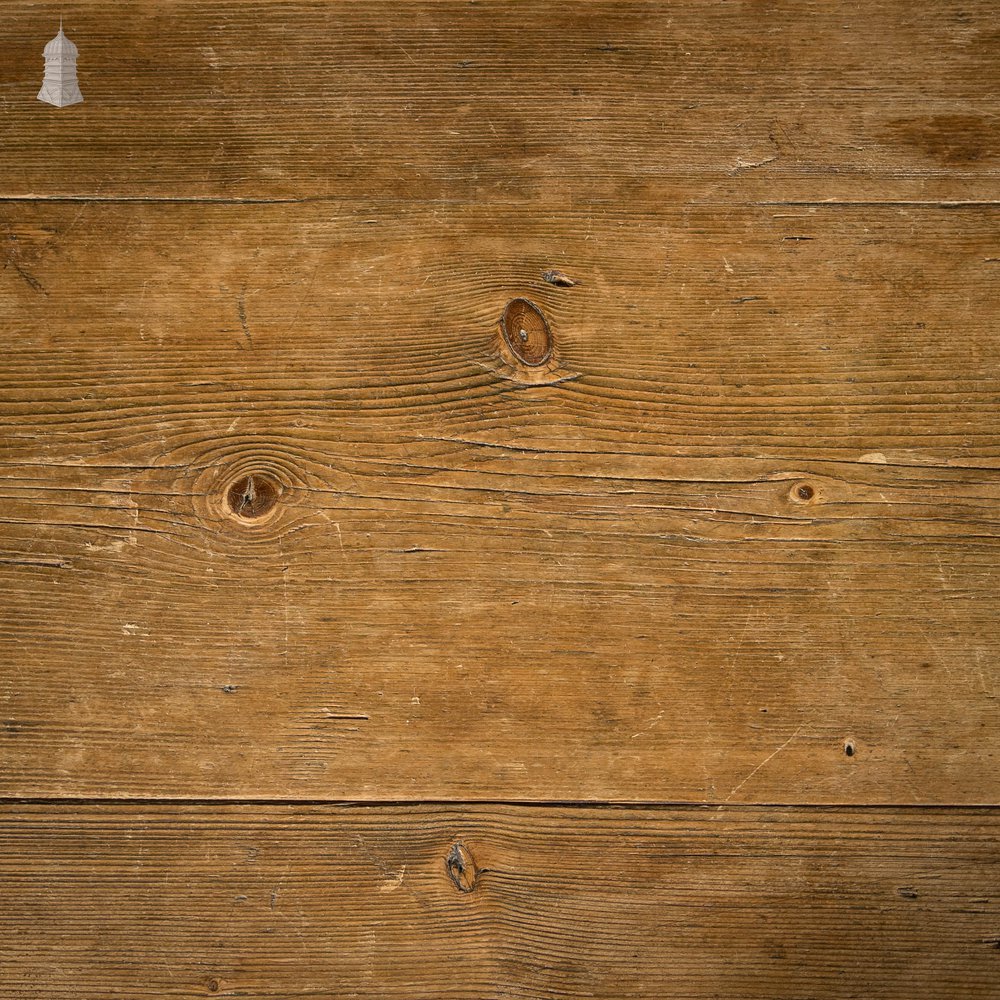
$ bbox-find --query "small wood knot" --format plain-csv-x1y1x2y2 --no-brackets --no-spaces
205,978,221,994
500,297,552,367
789,482,815,503
445,840,479,893
226,473,280,520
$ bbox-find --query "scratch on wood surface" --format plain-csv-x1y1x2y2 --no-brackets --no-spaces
631,710,664,739
395,43,417,65
237,286,253,347
59,191,100,241
501,371,581,390
0,554,70,569
917,622,951,677
730,153,779,175
723,725,806,802
355,835,430,910
378,864,406,893
2,222,47,295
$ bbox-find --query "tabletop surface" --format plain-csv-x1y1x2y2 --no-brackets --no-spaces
1,3,998,997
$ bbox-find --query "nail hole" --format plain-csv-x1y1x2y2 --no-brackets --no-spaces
225,473,280,520
844,739,856,757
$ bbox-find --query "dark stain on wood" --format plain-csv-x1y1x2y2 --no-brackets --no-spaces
885,114,997,164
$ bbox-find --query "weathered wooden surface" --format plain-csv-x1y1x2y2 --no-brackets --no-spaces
0,2,998,204
2,804,998,999
1,203,998,801
2,1,999,995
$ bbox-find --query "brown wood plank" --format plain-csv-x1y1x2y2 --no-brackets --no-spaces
2,200,998,801
0,1,997,204
1,200,997,462
3,453,999,803
1,803,998,999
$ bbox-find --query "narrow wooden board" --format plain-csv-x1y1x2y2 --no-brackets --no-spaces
0,1,997,204
1,201,998,801
1,804,998,999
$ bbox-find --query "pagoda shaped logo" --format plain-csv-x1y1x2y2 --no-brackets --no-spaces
37,20,83,107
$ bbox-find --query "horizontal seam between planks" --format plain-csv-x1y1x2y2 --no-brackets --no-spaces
0,797,998,810
754,200,1000,208
0,196,999,208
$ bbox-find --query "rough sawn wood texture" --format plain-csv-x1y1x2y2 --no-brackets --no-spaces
0,2,998,997
2,804,999,999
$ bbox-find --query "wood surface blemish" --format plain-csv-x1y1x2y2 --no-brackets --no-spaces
225,473,281,521
885,114,997,165
2,2,1000,994
445,840,479,893
378,864,406,893
790,482,816,503
723,725,807,803
542,269,577,287
237,285,253,349
500,297,553,367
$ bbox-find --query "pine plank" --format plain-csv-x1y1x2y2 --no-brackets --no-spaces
1,200,998,801
0,2,997,204
1,803,998,999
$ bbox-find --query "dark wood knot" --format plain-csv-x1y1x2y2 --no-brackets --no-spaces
445,840,479,893
789,481,816,503
500,297,552,367
226,473,280,520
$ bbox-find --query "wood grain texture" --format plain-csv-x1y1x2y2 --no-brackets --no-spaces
1,201,998,801
0,2,998,204
3,2,1000,993
2,804,998,999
